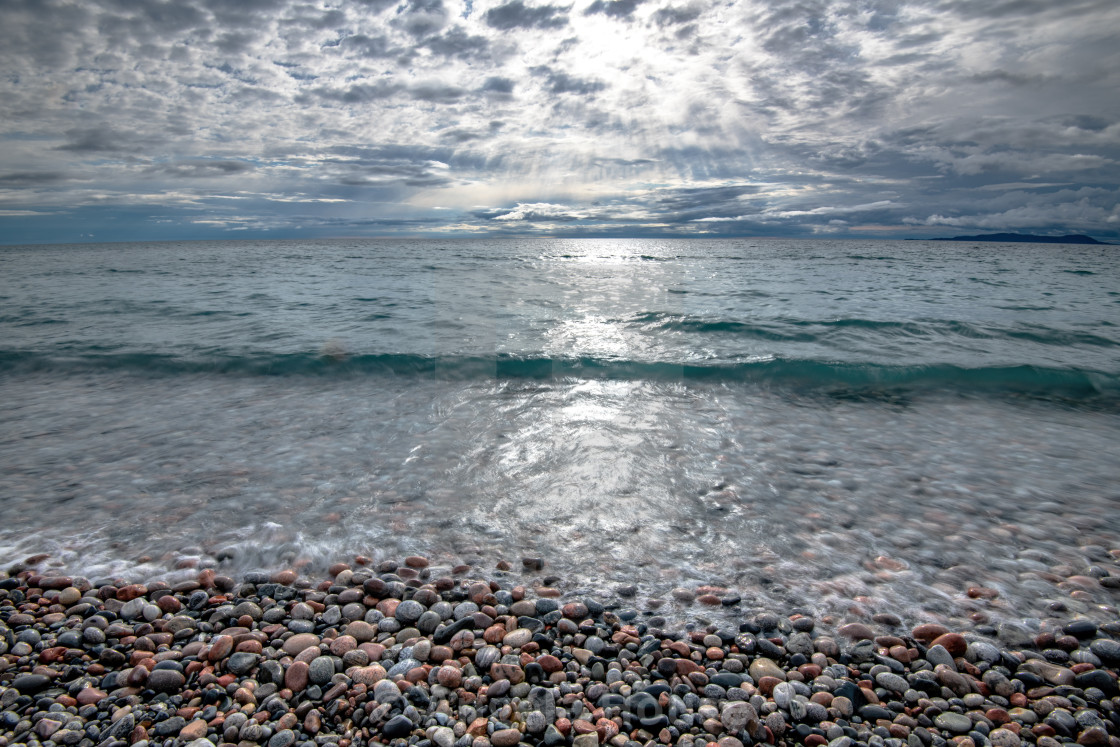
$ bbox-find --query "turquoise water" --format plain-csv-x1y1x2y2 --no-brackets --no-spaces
2,238,1119,633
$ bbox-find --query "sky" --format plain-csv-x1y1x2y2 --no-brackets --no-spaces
1,0,1119,244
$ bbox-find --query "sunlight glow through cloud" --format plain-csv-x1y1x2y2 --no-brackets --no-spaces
0,0,1117,243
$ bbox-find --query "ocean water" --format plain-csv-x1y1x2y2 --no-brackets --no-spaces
2,237,1119,635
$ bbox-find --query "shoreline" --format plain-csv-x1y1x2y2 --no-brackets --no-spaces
2,555,1119,747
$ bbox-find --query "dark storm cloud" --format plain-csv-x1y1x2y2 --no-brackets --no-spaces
422,27,494,60
651,4,702,25
149,160,256,178
409,82,467,102
440,129,484,142
969,70,1055,87
483,0,569,29
652,184,764,220
214,31,259,55
585,0,645,19
338,34,399,58
302,79,469,104
1056,115,1112,132
0,172,70,187
303,81,405,104
531,67,606,95
57,126,158,153
480,76,515,94
393,0,450,37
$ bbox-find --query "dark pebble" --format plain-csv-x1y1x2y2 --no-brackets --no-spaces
711,673,743,688
147,669,185,692
1076,670,1118,695
228,652,260,675
11,674,52,694
860,705,895,721
1064,620,1098,638
383,714,413,739
535,598,559,615
269,728,297,747
1090,639,1120,664
152,716,186,737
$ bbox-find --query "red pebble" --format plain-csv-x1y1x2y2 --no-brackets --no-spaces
911,623,950,644
756,676,781,695
537,654,563,673
157,596,181,614
117,584,148,602
930,633,967,657
838,623,876,640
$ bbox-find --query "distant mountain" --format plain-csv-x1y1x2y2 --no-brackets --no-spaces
930,232,1108,244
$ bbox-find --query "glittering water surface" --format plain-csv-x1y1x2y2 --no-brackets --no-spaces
2,238,1119,635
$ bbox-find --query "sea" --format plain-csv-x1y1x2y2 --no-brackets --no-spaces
2,237,1119,637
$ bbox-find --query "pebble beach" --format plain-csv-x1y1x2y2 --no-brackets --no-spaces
2,554,1120,747
3,241,1120,747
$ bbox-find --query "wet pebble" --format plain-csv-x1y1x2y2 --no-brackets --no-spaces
1,555,1119,747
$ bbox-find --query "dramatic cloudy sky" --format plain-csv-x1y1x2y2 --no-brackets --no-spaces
2,0,1119,243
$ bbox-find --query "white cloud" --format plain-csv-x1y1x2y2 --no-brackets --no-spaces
0,0,1118,241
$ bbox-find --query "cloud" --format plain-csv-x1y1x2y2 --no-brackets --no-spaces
651,3,703,25
0,172,70,187
479,76,515,95
532,67,606,95
491,202,584,221
408,82,468,102
585,0,645,18
393,0,450,36
338,33,398,58
423,27,494,59
57,126,152,153
483,0,569,29
304,81,404,104
1,0,1119,242
150,160,257,178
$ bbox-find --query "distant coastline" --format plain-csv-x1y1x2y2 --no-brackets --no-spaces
928,232,1109,244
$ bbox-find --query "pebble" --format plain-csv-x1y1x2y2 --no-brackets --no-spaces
227,651,259,675
934,712,975,733
147,669,185,692
837,622,875,640
382,714,413,739
749,657,787,681
491,727,522,746
2,555,1120,747
281,632,320,655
